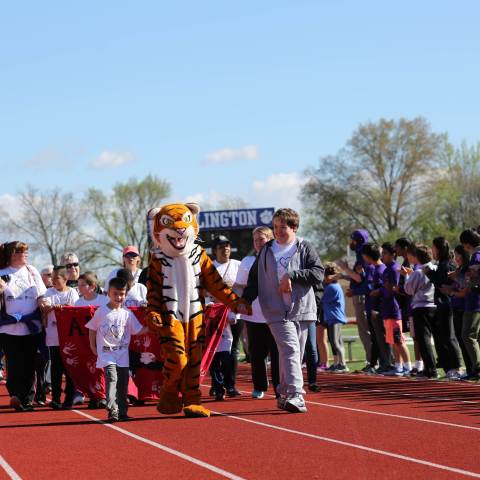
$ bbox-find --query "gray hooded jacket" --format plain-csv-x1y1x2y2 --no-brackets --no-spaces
243,238,324,323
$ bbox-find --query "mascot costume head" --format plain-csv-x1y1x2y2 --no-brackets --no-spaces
146,203,250,418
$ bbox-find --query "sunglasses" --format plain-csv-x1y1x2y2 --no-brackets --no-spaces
123,253,139,258
65,262,79,269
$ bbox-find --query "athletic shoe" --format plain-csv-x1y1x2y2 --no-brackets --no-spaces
317,363,328,372
446,369,462,381
415,371,439,380
226,388,241,397
22,403,35,412
118,414,133,421
326,364,338,372
277,396,287,410
72,392,85,405
284,394,307,413
362,366,377,375
336,364,349,373
49,400,62,410
252,390,265,399
98,399,107,408
382,368,404,377
107,408,119,422
215,391,225,401
308,384,321,392
35,399,46,406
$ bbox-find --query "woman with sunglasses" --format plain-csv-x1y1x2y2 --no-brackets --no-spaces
0,241,47,411
61,252,81,289
104,246,143,291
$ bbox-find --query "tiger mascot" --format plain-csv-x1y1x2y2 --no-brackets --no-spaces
146,202,250,418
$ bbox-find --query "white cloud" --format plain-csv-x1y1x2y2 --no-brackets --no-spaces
90,151,135,168
204,145,259,165
251,172,305,211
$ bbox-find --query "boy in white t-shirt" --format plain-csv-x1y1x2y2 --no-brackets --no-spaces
43,267,79,409
86,277,148,422
75,271,108,307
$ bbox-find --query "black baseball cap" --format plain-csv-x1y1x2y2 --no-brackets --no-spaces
211,235,231,249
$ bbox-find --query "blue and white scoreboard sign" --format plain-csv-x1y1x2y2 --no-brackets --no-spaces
198,208,274,231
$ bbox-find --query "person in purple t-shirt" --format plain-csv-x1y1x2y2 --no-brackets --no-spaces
378,243,411,376
361,243,393,373
460,229,480,379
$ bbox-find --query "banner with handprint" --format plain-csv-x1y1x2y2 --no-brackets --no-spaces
55,306,106,400
55,305,227,402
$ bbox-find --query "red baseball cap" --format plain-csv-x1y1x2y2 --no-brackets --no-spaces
123,245,139,256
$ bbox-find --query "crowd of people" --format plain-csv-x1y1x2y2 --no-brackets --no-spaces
1,206,480,419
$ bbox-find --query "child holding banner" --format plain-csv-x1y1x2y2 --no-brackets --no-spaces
86,277,148,422
75,272,108,307
43,267,79,409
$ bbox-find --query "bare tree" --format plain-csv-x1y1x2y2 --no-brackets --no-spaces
1,185,91,265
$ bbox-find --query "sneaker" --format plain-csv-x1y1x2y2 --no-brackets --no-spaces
362,366,377,375
252,390,265,399
107,409,119,423
49,400,62,410
317,363,328,372
326,364,338,372
415,371,439,380
446,369,462,381
215,391,225,401
118,414,133,421
410,367,419,376
22,403,35,412
284,394,307,413
98,398,107,408
402,367,412,376
277,396,287,410
72,392,85,406
226,388,241,397
335,364,349,373
381,368,404,377
308,384,321,392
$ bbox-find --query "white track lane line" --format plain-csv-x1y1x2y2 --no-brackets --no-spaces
210,410,480,479
73,409,245,480
202,383,480,433
244,388,480,432
0,455,22,480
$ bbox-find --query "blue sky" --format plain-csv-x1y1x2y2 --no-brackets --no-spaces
1,1,479,213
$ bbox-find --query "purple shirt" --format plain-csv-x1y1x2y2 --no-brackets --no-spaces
465,250,480,312
380,261,402,320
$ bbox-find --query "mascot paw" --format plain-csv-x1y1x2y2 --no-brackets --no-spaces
156,391,183,415
183,404,211,418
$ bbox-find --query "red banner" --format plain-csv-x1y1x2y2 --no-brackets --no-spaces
55,304,227,401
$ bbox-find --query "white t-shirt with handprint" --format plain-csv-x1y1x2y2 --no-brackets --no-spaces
271,240,297,308
85,305,143,368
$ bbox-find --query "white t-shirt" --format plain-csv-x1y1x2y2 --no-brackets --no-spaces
75,294,109,307
44,287,79,346
236,255,266,324
0,265,47,336
85,305,143,368
104,267,142,291
217,322,233,353
213,259,241,288
271,240,297,307
124,283,147,308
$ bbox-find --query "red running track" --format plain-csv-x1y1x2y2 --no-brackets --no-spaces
1,366,480,480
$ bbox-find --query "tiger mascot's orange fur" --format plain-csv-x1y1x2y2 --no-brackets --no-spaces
146,203,250,417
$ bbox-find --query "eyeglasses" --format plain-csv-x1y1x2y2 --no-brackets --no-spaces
65,262,79,269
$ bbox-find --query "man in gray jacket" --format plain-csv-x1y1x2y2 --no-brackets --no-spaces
243,208,324,413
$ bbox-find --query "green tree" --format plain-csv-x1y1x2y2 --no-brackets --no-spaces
86,174,171,266
412,141,480,243
301,117,451,257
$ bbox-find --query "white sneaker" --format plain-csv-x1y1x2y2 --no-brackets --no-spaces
252,390,265,399
72,393,85,405
284,394,307,413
